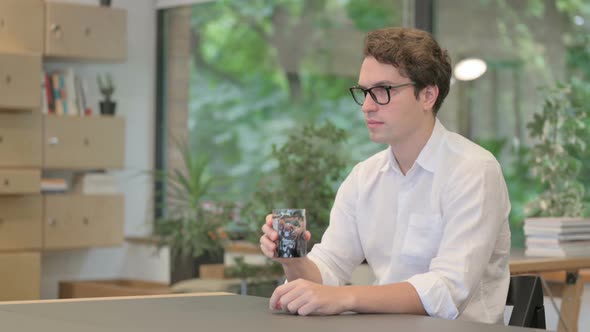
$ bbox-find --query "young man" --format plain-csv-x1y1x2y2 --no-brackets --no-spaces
259,27,511,323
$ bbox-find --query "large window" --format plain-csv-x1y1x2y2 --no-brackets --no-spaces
157,0,411,201
157,0,590,247
435,0,590,246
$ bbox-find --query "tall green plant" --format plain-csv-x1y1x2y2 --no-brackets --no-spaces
154,140,232,260
526,83,588,217
243,121,349,244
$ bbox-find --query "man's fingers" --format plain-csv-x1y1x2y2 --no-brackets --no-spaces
260,235,276,256
261,223,278,241
296,302,318,316
269,285,285,310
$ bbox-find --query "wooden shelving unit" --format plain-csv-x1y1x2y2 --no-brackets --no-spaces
0,0,127,301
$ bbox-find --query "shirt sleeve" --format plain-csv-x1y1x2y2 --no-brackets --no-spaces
406,159,510,320
307,164,365,286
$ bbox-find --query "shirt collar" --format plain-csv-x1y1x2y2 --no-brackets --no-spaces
379,118,447,174
379,148,400,173
415,118,446,173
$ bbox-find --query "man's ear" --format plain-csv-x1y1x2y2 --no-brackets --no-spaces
420,85,439,112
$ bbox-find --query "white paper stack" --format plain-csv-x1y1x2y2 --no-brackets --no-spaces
524,217,590,257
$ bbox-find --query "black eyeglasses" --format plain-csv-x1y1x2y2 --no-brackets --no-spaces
349,82,415,106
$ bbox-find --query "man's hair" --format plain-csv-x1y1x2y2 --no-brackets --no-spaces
363,27,452,114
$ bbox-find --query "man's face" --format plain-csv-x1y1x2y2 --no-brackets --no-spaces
357,56,435,146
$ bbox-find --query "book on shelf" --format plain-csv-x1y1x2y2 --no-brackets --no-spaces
524,224,590,235
524,217,590,227
41,67,91,116
525,244,590,257
524,217,590,257
41,178,68,193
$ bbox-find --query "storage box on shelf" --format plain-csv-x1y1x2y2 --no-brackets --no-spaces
45,2,126,61
0,252,41,301
0,195,42,251
44,194,124,250
0,111,42,167
0,53,42,110
43,115,125,169
0,0,127,301
0,0,44,54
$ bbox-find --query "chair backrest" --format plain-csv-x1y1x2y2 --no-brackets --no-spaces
506,275,546,329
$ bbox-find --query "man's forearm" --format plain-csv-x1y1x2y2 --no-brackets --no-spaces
346,282,427,315
282,257,323,284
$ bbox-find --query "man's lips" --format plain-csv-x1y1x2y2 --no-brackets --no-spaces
366,120,384,128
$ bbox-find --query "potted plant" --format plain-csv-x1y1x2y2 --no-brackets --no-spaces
243,121,349,246
153,139,233,283
97,73,116,115
523,82,590,256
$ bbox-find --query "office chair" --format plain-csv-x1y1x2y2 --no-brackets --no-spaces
506,275,546,329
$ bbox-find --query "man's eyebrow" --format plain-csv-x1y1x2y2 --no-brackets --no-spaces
355,80,395,88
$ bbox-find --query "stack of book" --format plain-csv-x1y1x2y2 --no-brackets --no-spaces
41,178,68,193
41,67,91,116
524,218,590,257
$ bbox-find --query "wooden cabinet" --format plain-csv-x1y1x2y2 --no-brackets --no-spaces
0,252,41,301
0,2,128,301
45,2,127,60
0,53,42,110
43,194,124,249
0,196,42,250
43,115,125,169
0,0,44,53
0,112,42,167
0,169,41,194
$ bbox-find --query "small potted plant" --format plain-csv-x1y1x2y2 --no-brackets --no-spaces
97,73,116,115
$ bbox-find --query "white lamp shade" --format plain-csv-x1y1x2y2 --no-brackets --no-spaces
453,58,487,81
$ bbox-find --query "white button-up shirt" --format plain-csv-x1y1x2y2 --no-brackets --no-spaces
307,119,511,323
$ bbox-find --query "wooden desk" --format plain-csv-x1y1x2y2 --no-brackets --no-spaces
510,251,590,332
0,293,542,332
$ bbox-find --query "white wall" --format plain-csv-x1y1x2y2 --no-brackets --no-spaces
41,0,169,299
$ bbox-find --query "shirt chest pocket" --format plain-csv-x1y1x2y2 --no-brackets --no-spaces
400,213,443,262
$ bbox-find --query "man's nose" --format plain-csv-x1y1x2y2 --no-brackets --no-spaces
361,94,378,113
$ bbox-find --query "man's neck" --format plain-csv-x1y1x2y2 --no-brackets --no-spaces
390,118,436,175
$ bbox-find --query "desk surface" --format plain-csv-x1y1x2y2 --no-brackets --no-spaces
0,293,543,332
510,249,590,274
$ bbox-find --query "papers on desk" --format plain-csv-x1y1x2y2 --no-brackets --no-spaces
524,217,590,257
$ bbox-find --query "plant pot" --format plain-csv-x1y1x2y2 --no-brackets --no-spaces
170,250,224,285
99,101,116,115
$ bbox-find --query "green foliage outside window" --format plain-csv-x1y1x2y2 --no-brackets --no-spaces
526,83,589,217
186,0,397,205
487,0,590,246
241,122,350,245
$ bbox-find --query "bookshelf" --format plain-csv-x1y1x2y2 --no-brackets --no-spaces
0,0,127,301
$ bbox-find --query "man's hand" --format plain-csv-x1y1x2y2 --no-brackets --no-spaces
260,214,311,262
269,279,354,316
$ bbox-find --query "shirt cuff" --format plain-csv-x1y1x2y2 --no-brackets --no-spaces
306,252,342,286
406,272,459,320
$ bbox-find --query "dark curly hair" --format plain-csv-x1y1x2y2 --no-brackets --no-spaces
363,27,452,114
